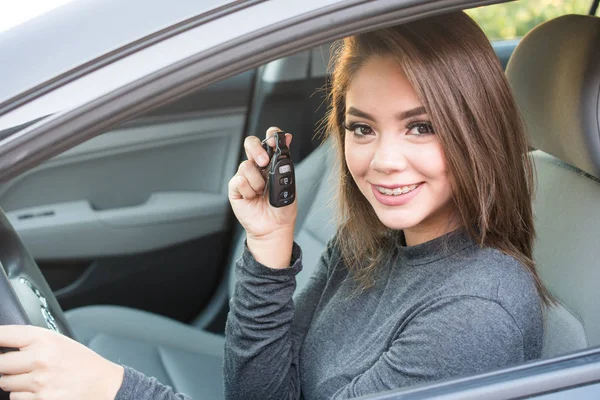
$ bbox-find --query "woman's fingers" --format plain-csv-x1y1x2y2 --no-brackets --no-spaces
263,127,292,149
237,175,259,200
6,392,35,400
0,326,35,350
263,126,282,147
0,372,35,393
245,127,293,169
229,175,259,200
237,161,265,193
244,136,269,167
0,350,33,375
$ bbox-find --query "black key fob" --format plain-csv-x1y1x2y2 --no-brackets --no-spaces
262,132,295,207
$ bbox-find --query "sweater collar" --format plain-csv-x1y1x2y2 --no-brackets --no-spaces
395,228,476,266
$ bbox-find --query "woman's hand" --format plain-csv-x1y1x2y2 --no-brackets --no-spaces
0,325,124,400
228,127,297,268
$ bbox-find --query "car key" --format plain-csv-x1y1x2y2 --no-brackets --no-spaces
261,131,296,207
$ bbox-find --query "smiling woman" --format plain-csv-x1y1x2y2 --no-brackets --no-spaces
223,10,548,400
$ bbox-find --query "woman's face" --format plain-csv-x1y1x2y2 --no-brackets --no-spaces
344,56,456,245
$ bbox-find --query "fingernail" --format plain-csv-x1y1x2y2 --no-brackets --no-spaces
258,155,269,165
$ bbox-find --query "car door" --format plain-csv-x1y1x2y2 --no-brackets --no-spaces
360,346,600,399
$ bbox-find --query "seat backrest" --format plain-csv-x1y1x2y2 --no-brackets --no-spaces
227,139,337,296
506,14,600,358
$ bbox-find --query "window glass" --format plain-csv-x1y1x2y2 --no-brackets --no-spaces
466,0,590,41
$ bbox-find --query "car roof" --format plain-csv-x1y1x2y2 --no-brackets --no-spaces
0,0,234,107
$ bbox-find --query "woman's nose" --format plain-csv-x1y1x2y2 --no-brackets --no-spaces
370,140,408,174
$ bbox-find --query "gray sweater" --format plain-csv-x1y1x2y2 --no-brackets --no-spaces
116,229,543,399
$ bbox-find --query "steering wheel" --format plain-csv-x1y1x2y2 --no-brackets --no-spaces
0,208,73,339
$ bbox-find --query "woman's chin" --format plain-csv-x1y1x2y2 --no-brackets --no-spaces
374,209,423,231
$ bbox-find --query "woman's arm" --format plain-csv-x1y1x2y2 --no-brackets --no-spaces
223,237,335,400
115,367,190,400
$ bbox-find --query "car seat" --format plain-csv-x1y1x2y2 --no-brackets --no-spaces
505,14,600,357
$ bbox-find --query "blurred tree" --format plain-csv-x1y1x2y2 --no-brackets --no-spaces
466,0,590,40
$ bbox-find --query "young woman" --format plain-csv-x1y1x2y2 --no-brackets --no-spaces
224,11,548,400
0,11,548,400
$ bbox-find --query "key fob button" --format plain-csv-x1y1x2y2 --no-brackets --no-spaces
279,190,292,200
279,176,292,186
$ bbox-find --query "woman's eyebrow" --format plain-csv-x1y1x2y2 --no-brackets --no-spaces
346,106,427,122
397,106,427,121
346,107,375,121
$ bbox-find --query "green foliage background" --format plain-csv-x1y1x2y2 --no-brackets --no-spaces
465,0,591,40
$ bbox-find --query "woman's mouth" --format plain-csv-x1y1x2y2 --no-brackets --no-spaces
374,183,420,196
371,183,423,206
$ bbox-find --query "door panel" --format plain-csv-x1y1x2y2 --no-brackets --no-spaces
3,110,243,258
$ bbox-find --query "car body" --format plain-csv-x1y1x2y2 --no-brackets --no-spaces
0,0,599,398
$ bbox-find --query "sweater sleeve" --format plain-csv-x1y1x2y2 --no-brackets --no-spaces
114,366,191,400
329,295,525,399
223,239,334,400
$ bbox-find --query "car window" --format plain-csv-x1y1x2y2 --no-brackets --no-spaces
466,0,591,41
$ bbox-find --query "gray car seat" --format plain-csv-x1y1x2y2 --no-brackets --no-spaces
66,140,337,399
505,14,600,357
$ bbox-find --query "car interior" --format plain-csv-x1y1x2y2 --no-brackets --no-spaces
1,2,599,399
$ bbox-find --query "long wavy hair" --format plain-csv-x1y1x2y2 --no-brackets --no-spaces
324,11,552,305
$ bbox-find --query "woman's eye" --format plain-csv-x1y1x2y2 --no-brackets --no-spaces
407,122,435,136
344,123,373,137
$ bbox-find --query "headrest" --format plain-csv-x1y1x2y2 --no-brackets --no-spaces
506,14,600,179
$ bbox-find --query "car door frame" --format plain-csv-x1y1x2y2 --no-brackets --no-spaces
360,346,600,399
0,0,598,398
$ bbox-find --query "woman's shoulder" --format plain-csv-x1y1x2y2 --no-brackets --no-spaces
435,246,543,359
444,246,538,302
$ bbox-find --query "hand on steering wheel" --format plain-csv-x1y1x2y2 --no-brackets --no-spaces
0,197,119,398
0,325,124,399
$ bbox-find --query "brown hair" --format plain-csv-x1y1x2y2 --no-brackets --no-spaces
324,11,552,305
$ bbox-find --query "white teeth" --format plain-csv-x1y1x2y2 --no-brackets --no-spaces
376,184,419,196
